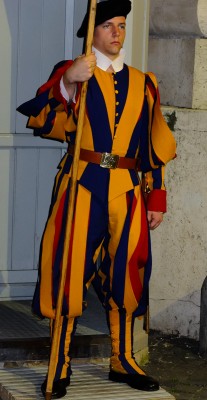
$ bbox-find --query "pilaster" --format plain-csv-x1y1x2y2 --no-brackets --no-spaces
148,0,207,109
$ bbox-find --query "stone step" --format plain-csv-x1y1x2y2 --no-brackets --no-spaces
0,292,148,364
0,334,111,363
0,364,176,400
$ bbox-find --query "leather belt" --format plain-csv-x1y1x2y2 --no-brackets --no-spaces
67,146,137,170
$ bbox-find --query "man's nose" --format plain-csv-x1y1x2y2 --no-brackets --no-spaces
112,27,120,36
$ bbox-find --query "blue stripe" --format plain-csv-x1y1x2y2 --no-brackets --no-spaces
55,316,75,381
17,90,50,117
111,191,133,307
87,76,112,152
52,181,73,316
151,167,162,189
138,97,152,172
119,312,138,374
55,317,68,380
114,65,129,135
119,310,126,360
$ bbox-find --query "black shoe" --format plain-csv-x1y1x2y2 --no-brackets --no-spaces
109,370,159,391
41,377,70,399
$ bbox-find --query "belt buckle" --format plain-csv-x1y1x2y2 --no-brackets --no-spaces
100,153,119,169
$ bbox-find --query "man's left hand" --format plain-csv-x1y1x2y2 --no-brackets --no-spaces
147,211,163,230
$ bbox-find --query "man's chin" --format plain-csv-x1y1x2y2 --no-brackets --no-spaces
108,47,122,56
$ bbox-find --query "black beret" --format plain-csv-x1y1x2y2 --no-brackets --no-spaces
77,0,132,38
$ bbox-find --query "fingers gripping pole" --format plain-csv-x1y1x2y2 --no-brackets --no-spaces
45,1,98,398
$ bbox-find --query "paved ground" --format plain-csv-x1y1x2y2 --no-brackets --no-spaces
145,331,207,400
0,297,206,399
0,364,175,400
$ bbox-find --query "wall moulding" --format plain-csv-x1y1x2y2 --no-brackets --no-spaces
149,0,207,38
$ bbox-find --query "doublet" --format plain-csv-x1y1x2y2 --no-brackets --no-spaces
17,61,176,319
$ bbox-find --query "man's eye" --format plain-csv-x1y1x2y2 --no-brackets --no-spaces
103,24,110,29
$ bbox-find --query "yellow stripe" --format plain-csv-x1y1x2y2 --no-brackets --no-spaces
112,67,145,155
40,175,69,319
161,165,166,190
28,104,50,128
60,317,75,379
80,113,95,150
52,316,64,380
44,111,67,141
68,185,91,317
146,72,176,165
125,314,145,375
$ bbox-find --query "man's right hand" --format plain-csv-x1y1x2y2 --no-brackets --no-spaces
63,53,97,86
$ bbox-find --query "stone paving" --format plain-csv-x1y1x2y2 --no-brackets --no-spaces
0,363,175,400
0,299,206,399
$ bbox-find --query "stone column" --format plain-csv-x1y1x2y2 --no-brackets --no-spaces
148,0,207,109
147,0,207,340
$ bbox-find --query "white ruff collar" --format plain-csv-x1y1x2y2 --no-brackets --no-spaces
92,46,125,72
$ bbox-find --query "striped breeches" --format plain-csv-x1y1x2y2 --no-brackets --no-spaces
33,179,151,320
33,176,152,382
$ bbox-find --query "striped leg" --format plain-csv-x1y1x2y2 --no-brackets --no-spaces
98,185,151,315
108,309,160,391
51,316,77,382
108,309,145,375
33,179,109,319
96,187,159,390
41,316,76,398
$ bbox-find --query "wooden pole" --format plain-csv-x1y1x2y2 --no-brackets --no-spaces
45,1,97,398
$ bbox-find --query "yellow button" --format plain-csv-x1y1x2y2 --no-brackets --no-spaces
114,80,118,85
115,123,118,127
116,112,119,117
116,101,119,106
115,90,119,94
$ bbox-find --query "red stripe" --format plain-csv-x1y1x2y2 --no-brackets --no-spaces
38,61,73,95
128,196,148,301
147,80,156,100
38,60,74,112
51,189,75,307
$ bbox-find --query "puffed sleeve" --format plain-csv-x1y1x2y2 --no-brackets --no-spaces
17,60,77,142
140,72,176,213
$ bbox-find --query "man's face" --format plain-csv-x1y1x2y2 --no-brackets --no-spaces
93,16,126,60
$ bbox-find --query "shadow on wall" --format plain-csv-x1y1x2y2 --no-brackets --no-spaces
0,272,5,297
150,289,201,340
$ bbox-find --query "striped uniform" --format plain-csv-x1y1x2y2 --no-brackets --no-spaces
17,61,176,380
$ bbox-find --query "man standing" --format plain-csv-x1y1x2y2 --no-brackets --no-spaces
18,0,176,398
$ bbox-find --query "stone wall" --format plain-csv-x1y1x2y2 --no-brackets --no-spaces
148,0,207,109
148,0,207,339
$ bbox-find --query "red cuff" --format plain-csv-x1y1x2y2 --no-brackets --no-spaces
146,189,167,213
